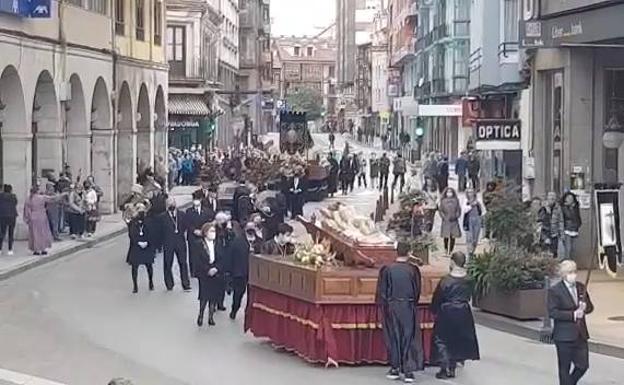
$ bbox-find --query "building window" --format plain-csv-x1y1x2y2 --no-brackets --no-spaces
604,70,624,181
68,0,82,7
115,0,124,34
544,71,564,194
329,65,335,78
503,0,519,43
307,46,314,56
153,0,162,45
294,46,300,56
136,0,145,41
167,26,186,77
86,0,107,14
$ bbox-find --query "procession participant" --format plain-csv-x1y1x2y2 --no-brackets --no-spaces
357,151,368,188
126,204,156,293
215,211,234,311
228,223,251,320
379,153,391,191
260,203,281,241
431,251,480,379
261,223,294,256
186,191,214,278
376,241,424,383
245,222,263,254
288,169,306,219
391,153,407,194
369,152,379,189
328,131,335,150
159,197,191,292
194,222,227,327
327,153,340,198
548,260,594,385
339,153,356,195
233,181,253,224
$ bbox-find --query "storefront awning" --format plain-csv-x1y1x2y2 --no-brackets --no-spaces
168,94,211,116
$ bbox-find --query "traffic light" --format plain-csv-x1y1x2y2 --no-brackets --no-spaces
415,117,424,141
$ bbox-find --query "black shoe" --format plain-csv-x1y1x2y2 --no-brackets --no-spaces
132,287,138,294
183,286,192,292
208,317,216,326
217,305,226,311
386,368,400,380
229,311,237,320
149,282,154,291
435,369,451,380
166,287,173,291
403,373,415,383
197,314,204,327
448,367,456,378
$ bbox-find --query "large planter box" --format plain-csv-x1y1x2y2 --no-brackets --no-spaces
474,288,547,321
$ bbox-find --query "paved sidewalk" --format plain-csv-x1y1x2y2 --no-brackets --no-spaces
0,186,198,281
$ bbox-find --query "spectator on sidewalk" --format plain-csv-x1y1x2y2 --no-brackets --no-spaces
67,183,86,240
379,153,391,191
423,153,438,192
168,153,179,189
560,192,582,261
84,181,100,237
369,152,379,189
423,182,439,233
482,181,498,240
455,152,469,192
0,184,18,255
55,172,72,234
468,152,481,191
437,156,449,193
85,175,104,203
392,153,407,194
439,187,462,255
463,189,483,256
24,186,53,256
45,184,62,241
357,151,368,189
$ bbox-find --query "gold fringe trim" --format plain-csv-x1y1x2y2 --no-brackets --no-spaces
251,302,435,330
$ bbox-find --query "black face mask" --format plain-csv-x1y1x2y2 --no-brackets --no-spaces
137,212,146,220
168,206,176,212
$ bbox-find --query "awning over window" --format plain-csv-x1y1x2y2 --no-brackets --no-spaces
168,94,211,116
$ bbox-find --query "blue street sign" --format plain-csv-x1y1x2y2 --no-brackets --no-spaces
28,0,50,18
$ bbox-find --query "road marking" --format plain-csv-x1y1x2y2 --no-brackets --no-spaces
0,368,66,385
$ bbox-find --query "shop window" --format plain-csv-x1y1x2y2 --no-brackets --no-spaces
604,70,624,182
167,26,186,77
544,71,564,195
294,46,300,56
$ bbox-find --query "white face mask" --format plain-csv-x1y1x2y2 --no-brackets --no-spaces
193,200,201,207
565,273,577,284
446,192,454,198
205,231,216,241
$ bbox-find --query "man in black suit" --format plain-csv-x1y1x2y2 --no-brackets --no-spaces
288,170,306,219
186,191,214,278
159,197,191,291
228,227,251,320
548,260,594,385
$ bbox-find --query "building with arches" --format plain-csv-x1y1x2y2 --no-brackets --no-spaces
0,0,167,237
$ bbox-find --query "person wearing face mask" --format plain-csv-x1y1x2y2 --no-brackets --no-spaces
245,221,263,253
430,252,480,379
215,211,234,311
126,204,156,293
186,191,214,279
158,197,191,291
548,260,594,385
438,188,462,254
288,169,307,219
369,152,379,189
194,223,227,326
261,223,294,256
227,222,252,320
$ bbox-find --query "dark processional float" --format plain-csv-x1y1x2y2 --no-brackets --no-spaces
244,201,446,365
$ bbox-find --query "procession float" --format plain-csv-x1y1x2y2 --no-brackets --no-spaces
244,202,446,367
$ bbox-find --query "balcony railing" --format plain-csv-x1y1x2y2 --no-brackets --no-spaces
469,48,482,73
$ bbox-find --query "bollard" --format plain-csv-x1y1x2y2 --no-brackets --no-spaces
390,187,395,204
383,188,389,210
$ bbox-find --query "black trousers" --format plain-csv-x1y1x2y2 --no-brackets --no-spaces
555,339,589,385
0,217,16,250
131,263,154,289
357,173,367,188
163,239,191,290
230,276,248,315
379,173,389,190
392,173,405,192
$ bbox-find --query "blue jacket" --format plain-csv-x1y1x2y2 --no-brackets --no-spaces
455,158,468,176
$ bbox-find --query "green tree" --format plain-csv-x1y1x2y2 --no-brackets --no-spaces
286,88,323,120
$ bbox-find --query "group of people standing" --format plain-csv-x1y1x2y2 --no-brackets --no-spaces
0,171,104,257
377,246,480,382
534,191,582,260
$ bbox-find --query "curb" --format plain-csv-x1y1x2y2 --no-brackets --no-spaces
0,201,193,283
474,310,624,360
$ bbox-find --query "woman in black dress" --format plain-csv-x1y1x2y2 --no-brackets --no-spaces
194,222,227,327
431,251,480,379
126,204,156,293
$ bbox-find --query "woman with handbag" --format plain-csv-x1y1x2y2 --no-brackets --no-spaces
463,189,483,256
194,222,228,327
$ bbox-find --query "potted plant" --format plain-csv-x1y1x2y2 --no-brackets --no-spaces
468,185,557,320
387,190,435,264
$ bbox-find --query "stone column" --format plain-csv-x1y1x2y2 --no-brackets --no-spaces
66,131,92,181
34,131,63,178
115,130,137,206
2,132,33,240
91,129,115,214
154,125,168,161
136,129,154,171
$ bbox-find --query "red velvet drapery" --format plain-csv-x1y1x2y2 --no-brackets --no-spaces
244,285,434,365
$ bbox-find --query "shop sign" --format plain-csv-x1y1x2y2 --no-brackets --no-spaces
169,119,200,130
418,104,463,117
474,119,521,150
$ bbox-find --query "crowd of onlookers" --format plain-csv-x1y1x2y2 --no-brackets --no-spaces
0,166,105,256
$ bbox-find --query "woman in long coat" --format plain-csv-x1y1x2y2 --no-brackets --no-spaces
24,187,53,255
438,187,462,254
126,204,156,293
431,252,480,379
464,189,483,256
327,154,339,197
193,222,227,327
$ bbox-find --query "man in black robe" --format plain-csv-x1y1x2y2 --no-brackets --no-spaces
186,191,214,278
228,227,251,320
431,251,480,379
376,242,424,383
